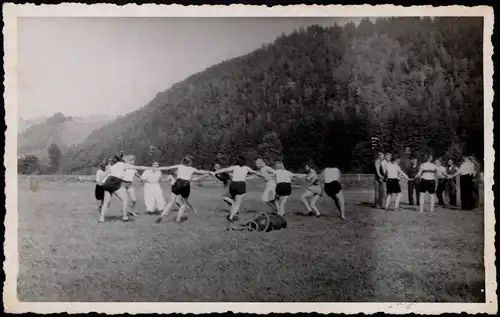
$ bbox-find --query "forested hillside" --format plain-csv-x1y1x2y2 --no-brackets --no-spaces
63,17,484,174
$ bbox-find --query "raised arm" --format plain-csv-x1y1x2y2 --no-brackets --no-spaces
194,169,213,175
247,167,265,179
292,173,308,179
245,174,257,181
214,167,234,175
192,173,211,182
158,164,180,171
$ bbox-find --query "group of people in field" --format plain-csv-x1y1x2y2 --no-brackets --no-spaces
373,151,482,213
94,153,347,224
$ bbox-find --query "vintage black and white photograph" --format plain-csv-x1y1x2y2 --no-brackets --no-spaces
3,4,495,314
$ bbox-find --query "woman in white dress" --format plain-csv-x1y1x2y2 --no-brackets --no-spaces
141,161,166,214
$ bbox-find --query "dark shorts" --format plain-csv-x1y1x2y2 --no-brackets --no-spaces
172,178,191,198
324,181,342,198
101,176,123,194
276,182,292,197
420,179,436,194
216,172,231,186
386,178,401,194
94,184,105,200
229,181,246,197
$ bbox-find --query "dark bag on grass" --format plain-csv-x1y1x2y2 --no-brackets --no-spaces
245,212,287,232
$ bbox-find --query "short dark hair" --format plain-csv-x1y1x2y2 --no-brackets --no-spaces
182,155,193,166
236,156,246,166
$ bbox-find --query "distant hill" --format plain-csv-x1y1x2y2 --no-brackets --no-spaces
18,113,114,163
63,17,483,174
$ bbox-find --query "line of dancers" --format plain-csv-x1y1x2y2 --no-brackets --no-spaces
94,153,347,224
373,151,480,213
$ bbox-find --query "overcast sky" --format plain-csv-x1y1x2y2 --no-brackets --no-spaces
18,17,364,120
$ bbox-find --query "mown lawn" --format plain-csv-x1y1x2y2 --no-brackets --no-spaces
17,179,485,302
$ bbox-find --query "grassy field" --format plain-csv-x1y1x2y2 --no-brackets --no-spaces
17,179,485,302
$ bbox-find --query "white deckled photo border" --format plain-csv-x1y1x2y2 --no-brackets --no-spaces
2,3,496,314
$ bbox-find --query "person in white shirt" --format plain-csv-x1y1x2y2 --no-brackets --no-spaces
98,154,153,223
320,166,346,220
141,161,166,214
300,162,322,217
447,155,476,210
213,156,264,221
121,155,141,216
272,161,306,217
156,155,212,223
414,154,447,213
384,158,411,211
95,159,111,213
255,158,279,213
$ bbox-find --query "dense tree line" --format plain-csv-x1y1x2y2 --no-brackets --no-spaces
18,143,62,174
63,17,484,174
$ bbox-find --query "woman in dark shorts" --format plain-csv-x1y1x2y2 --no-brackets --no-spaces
213,156,265,221
98,154,152,223
321,167,347,220
95,159,111,213
300,162,322,217
413,154,447,213
156,155,212,223
272,161,307,217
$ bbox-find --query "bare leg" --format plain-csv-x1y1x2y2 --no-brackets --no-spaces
127,187,138,216
419,193,425,213
157,193,177,223
114,187,129,220
279,196,289,216
274,197,281,215
184,198,197,214
430,194,436,213
97,200,104,213
310,194,321,216
229,194,244,220
301,191,313,213
385,194,392,211
266,201,278,213
176,197,187,222
335,191,347,220
99,192,112,222
395,193,402,211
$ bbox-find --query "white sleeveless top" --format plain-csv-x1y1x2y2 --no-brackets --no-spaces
176,165,197,181
323,168,340,183
275,169,293,183
109,162,131,179
307,169,319,185
385,163,400,179
231,165,250,182
122,169,136,182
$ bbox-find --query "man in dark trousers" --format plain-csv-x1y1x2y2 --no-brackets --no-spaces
447,155,476,210
446,158,458,206
406,155,420,206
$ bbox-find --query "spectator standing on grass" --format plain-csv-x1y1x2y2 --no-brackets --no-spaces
470,155,482,207
446,159,458,207
406,156,420,206
435,158,448,206
447,155,476,210
373,152,386,209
